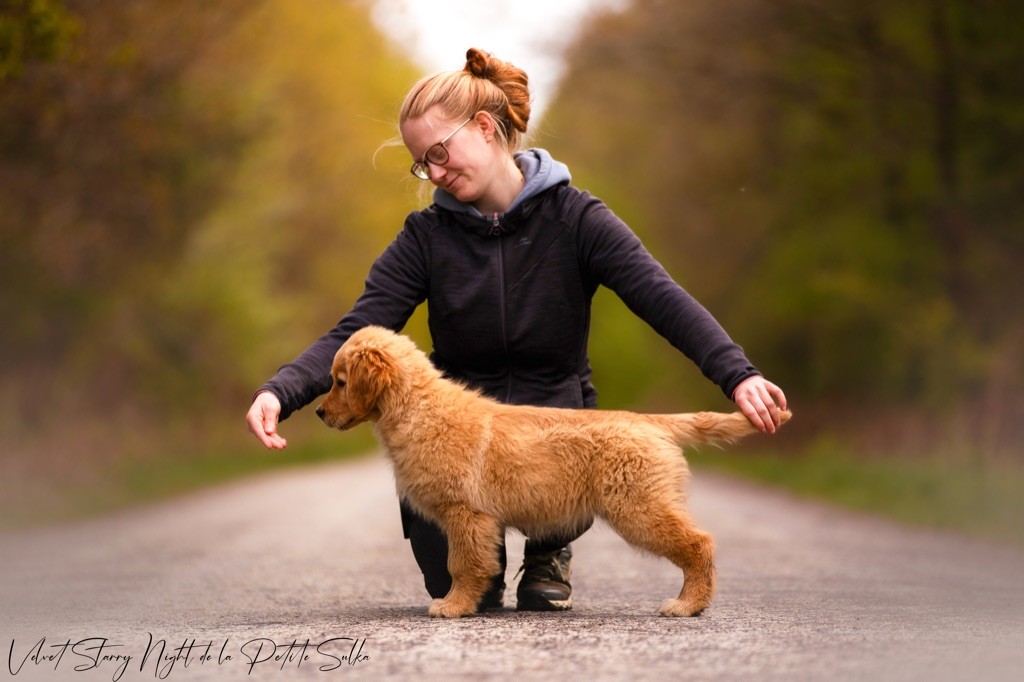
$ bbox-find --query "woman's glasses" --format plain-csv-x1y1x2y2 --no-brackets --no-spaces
410,117,473,180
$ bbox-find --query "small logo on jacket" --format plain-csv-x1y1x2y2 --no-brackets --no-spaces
515,237,532,248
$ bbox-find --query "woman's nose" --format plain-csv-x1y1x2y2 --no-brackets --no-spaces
428,162,447,182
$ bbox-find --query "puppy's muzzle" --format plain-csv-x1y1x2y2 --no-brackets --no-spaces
317,404,358,430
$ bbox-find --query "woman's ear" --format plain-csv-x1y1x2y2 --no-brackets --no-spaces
474,110,497,143
347,347,398,417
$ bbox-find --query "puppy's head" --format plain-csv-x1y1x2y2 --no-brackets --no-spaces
316,327,401,431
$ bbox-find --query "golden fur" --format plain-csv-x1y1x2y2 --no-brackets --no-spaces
316,326,791,618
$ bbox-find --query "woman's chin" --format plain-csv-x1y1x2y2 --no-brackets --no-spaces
443,174,463,193
446,180,477,203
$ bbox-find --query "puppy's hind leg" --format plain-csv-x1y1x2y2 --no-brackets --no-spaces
605,499,716,617
655,514,716,617
428,507,503,618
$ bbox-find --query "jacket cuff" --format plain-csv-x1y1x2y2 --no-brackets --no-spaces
252,386,293,421
723,369,761,402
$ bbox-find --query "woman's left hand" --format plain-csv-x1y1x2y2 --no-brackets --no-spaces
732,376,788,434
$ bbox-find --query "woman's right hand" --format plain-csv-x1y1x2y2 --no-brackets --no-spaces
246,391,288,450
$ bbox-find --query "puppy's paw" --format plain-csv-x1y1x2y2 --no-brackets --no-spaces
428,598,474,618
659,598,707,617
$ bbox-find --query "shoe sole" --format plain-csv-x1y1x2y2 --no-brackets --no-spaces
516,595,573,611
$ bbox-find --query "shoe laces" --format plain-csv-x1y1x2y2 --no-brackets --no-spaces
514,549,570,583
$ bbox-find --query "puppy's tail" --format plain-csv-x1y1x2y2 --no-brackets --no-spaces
649,410,792,449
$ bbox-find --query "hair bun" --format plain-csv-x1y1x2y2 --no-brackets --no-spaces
464,48,531,135
465,48,496,79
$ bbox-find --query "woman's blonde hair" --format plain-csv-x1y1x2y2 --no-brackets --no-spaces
400,48,531,151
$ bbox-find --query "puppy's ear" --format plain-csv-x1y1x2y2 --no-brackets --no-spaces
348,347,398,416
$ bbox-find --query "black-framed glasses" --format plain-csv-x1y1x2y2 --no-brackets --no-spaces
409,117,473,180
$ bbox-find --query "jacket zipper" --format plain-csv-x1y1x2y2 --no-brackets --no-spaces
491,212,513,403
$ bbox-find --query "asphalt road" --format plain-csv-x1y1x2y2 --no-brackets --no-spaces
2,453,1022,681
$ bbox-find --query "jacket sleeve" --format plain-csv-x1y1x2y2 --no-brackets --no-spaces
575,193,760,399
255,216,431,420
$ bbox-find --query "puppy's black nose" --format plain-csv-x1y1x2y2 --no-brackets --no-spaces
315,405,325,421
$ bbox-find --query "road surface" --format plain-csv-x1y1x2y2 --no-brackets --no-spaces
2,453,1022,681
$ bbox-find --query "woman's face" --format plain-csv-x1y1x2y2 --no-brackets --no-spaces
401,106,497,206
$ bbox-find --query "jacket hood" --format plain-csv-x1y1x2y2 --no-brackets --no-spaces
432,147,571,218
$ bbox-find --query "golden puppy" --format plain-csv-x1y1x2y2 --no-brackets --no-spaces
316,326,790,618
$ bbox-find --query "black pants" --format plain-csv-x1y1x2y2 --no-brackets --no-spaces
400,499,592,599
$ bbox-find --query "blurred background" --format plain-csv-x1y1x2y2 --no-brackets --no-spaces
1,0,1021,543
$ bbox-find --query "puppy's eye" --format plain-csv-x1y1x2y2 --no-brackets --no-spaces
335,378,346,389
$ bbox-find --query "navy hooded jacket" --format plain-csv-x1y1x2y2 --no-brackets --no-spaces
258,149,760,420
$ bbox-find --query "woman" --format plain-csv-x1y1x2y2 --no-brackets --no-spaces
246,48,787,612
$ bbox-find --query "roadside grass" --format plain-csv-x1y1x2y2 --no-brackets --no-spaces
2,429,379,528
694,438,1024,547
6,430,1023,550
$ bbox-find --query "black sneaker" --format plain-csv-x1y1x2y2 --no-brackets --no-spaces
515,547,572,611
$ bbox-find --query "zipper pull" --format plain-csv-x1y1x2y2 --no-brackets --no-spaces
489,212,502,236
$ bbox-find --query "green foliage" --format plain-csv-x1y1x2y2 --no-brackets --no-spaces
154,0,423,404
0,0,420,469
542,0,1024,448
0,0,76,83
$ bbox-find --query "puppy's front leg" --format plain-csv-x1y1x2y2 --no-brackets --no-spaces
428,508,503,618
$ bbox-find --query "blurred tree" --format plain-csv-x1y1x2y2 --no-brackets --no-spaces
0,0,419,463
1,0,258,433
0,0,75,83
543,0,1024,450
157,0,422,412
